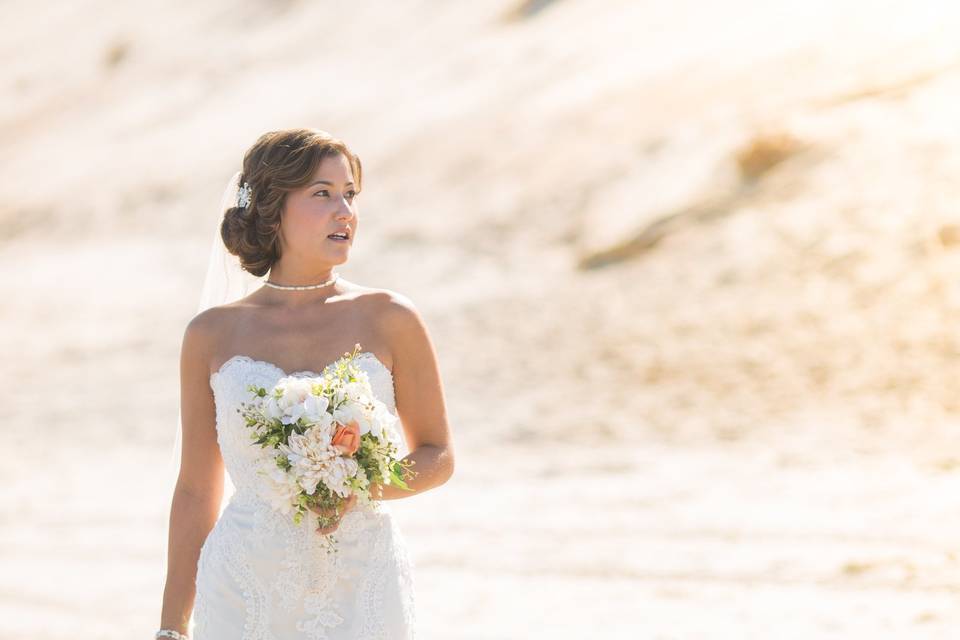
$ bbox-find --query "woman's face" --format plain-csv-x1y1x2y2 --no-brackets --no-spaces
279,153,358,265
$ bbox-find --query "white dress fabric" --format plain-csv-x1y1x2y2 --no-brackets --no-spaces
192,351,417,639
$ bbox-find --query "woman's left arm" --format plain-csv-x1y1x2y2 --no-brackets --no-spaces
371,292,455,500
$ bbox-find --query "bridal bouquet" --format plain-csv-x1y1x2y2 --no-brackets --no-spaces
237,344,415,551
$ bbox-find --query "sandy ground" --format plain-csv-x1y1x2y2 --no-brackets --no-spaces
3,1,960,638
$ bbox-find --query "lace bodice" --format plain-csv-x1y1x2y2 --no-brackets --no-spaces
192,351,417,640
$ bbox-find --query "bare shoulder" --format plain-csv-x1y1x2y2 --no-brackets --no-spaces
338,281,417,322
181,303,246,366
370,290,438,371
351,287,422,333
184,304,226,336
184,303,229,339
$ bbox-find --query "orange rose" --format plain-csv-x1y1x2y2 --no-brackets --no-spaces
331,420,361,456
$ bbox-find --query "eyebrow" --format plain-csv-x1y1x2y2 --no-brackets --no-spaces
308,180,355,188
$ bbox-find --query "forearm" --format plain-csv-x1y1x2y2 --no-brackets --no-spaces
370,444,454,500
160,488,221,633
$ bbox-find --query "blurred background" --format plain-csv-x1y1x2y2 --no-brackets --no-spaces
3,0,960,638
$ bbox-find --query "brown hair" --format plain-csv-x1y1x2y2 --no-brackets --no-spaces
221,128,363,277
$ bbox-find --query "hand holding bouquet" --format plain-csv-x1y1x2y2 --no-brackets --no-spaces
238,344,416,552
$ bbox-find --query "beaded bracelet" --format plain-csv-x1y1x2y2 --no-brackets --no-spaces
155,630,189,640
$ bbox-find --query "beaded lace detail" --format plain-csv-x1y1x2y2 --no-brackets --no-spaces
193,352,416,639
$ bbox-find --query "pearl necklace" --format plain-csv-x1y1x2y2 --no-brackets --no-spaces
263,272,339,290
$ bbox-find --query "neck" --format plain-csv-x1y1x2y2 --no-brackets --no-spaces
261,263,341,306
267,263,336,287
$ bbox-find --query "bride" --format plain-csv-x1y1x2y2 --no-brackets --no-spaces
158,128,455,639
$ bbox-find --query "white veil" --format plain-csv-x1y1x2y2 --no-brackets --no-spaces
168,170,266,516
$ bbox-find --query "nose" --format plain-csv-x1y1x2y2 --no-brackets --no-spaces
335,197,354,220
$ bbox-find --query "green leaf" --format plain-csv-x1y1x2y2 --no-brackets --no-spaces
389,467,411,490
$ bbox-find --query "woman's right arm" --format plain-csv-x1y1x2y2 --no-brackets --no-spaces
159,312,225,636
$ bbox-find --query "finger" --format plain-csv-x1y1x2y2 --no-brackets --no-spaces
308,501,338,514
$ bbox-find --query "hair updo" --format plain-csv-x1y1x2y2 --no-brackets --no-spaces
220,128,363,277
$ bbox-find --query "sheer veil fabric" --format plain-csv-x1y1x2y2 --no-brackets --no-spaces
168,170,266,516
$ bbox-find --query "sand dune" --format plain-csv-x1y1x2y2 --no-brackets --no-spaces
3,1,960,637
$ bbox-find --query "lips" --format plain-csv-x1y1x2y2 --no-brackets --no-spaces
327,228,351,240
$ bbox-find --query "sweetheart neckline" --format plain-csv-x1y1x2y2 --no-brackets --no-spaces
210,351,392,383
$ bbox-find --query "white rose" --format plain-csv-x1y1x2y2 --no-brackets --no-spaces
369,402,399,441
281,402,305,425
277,378,314,410
255,457,300,514
382,422,403,449
333,402,373,435
264,396,283,420
327,456,360,497
271,379,322,425
342,380,371,404
301,394,330,424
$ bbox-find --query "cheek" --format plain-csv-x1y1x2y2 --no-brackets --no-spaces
286,205,327,234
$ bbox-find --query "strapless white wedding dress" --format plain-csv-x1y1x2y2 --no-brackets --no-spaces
191,352,417,639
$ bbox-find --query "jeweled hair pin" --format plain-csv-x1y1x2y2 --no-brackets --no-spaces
236,181,252,208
